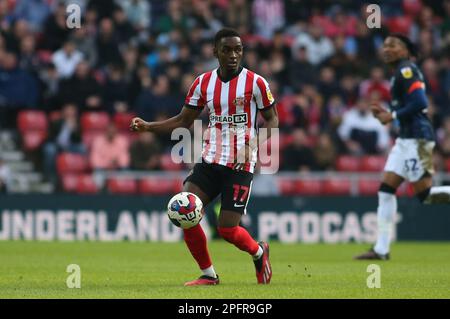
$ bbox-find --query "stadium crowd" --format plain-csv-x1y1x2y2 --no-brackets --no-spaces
0,0,450,192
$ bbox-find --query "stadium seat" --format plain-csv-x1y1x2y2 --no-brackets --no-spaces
17,110,48,132
160,153,184,171
139,178,178,195
56,153,89,175
60,173,79,192
403,0,422,17
294,179,322,195
397,183,414,197
322,178,352,195
113,112,136,131
81,112,110,132
386,16,412,34
21,130,47,151
445,159,450,172
76,174,99,194
107,178,138,194
336,155,360,172
360,156,386,172
278,178,296,195
358,179,380,196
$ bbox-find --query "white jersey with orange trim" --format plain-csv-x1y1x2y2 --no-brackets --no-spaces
184,67,275,173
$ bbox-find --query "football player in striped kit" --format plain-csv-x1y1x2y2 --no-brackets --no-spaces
131,28,278,285
354,34,450,260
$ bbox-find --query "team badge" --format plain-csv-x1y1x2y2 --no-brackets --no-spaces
401,67,413,79
266,89,274,104
234,97,245,107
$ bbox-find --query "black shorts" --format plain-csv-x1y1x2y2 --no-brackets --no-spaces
183,160,253,214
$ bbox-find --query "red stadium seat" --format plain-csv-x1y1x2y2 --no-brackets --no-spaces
56,153,89,175
358,179,380,196
76,174,99,194
336,155,360,172
160,153,184,171
81,112,110,132
17,110,48,132
173,178,184,193
445,159,450,172
278,178,296,195
113,112,136,131
22,130,47,151
107,178,138,194
322,178,352,195
386,16,412,35
61,173,79,192
360,156,386,172
403,0,422,17
294,179,322,195
397,183,414,197
139,178,177,195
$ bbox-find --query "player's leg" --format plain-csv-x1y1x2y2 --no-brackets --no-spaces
182,163,221,286
355,139,407,260
355,171,403,260
373,171,404,256
413,174,450,204
216,169,271,284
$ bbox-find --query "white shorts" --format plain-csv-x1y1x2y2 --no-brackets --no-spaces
384,138,435,182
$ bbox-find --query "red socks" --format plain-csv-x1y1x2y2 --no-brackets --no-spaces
217,226,259,255
183,224,212,270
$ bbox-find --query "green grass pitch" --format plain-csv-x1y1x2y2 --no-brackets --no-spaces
0,241,449,299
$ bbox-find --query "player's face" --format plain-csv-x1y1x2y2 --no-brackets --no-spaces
215,36,243,73
382,37,409,64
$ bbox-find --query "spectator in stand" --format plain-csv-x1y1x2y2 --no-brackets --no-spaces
281,128,316,171
103,63,130,114
57,60,103,112
118,0,151,31
289,45,316,92
291,23,335,66
90,123,130,170
129,131,161,170
135,74,178,120
40,2,71,51
52,40,84,79
69,25,98,68
42,103,86,184
252,0,285,40
0,51,38,127
18,34,40,74
359,66,391,103
96,18,122,68
338,97,390,155
314,132,337,171
13,0,50,32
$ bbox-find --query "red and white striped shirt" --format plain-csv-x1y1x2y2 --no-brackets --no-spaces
185,67,275,173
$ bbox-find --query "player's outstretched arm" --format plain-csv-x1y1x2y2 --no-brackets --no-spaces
130,106,202,134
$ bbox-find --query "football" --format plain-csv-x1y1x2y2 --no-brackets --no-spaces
167,192,203,229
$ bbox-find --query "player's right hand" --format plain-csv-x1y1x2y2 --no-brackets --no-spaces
130,117,148,132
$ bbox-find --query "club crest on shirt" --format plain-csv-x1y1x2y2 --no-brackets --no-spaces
400,67,413,79
266,89,274,104
233,96,251,107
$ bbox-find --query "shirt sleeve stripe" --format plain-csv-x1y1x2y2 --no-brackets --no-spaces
408,81,425,94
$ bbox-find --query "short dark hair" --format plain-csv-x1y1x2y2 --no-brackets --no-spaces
214,28,240,47
389,33,418,57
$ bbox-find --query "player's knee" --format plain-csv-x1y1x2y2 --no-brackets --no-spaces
379,183,397,195
217,226,238,242
416,187,431,203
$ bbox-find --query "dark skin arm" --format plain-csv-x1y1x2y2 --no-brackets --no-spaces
233,105,279,170
129,106,202,133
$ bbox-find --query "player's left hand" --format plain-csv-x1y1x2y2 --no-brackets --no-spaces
233,144,253,170
375,111,394,125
